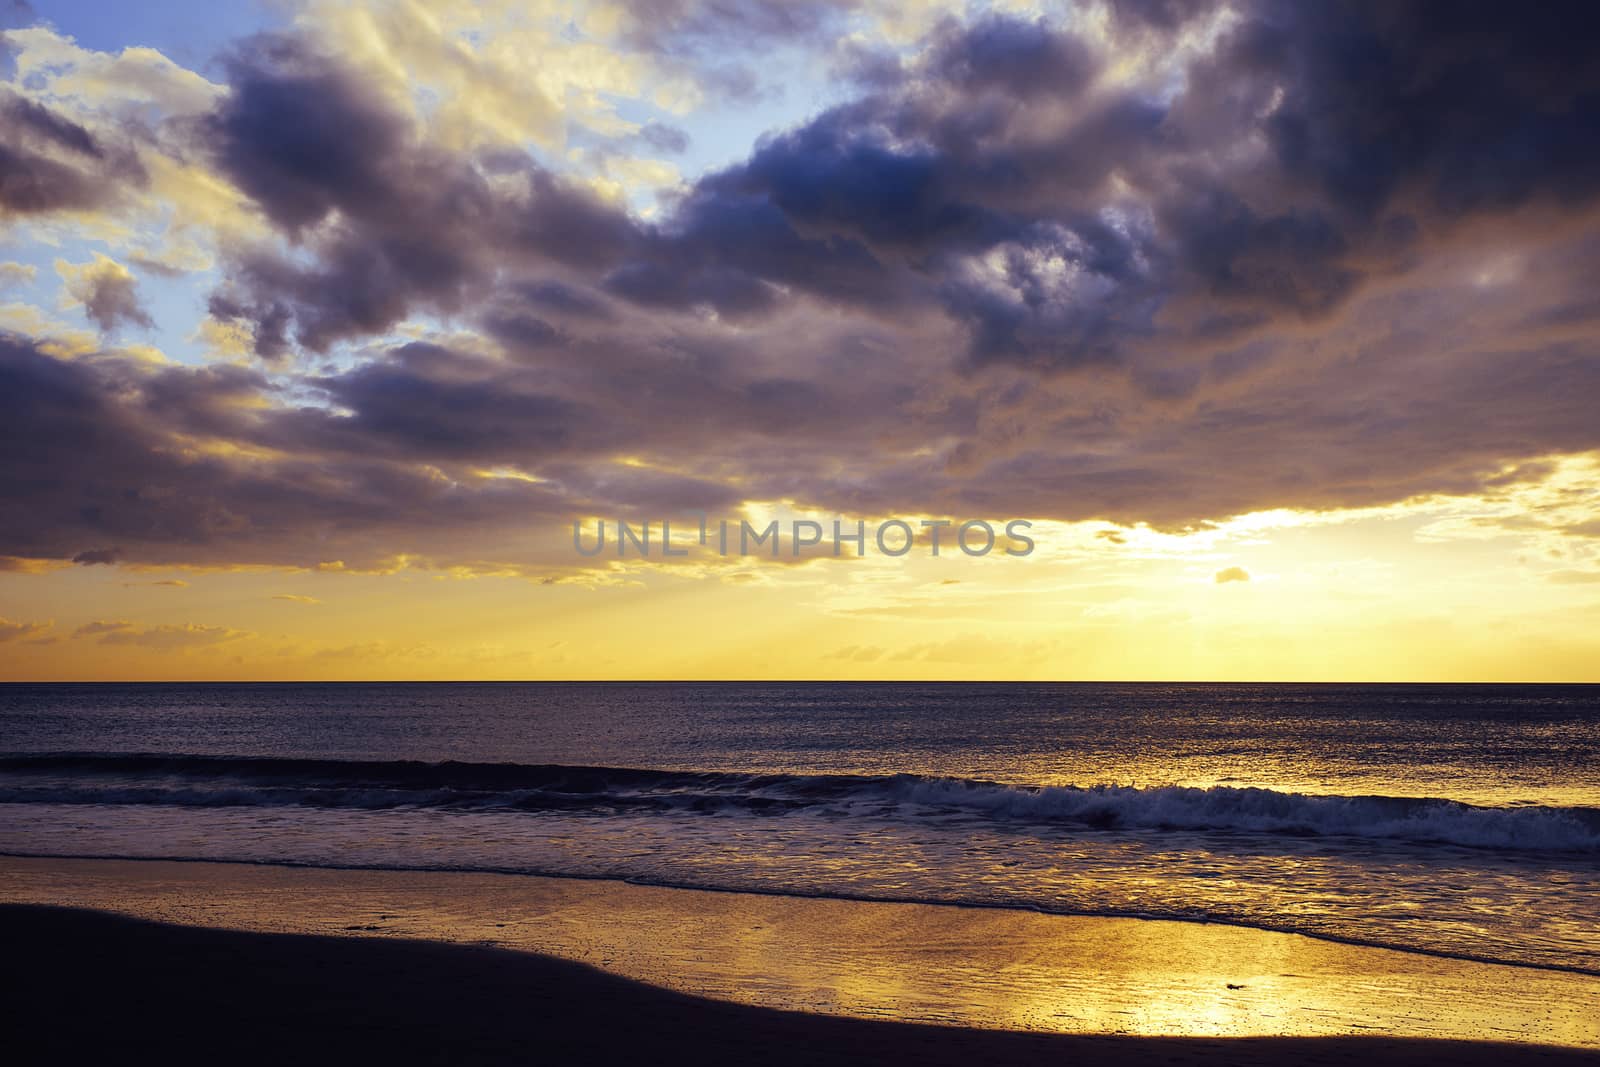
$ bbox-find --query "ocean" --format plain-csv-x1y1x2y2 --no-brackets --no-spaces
1,682,1596,974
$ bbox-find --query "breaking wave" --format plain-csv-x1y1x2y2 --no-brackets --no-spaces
3,753,1597,853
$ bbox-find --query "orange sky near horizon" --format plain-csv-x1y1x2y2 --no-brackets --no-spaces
6,456,1599,681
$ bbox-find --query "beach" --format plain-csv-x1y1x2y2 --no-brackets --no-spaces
20,905,1597,1067
4,854,1598,1062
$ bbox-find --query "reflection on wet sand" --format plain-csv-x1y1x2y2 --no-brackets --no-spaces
3,855,1595,1048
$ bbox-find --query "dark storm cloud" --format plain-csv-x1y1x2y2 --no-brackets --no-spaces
50,3,1600,366
0,331,763,567
205,36,417,234
604,257,777,318
503,280,613,321
703,113,1000,251
938,216,1163,369
1164,184,1359,319
1240,1,1600,219
479,307,565,352
201,36,638,356
604,183,902,317
494,159,637,269
6,2,1600,572
202,17,1166,356
0,333,576,567
156,0,1600,325
199,36,487,354
1149,0,1600,328
583,16,1173,359
600,1,1600,366
306,343,583,461
476,279,614,355
3,90,100,156
929,13,1099,98
4,254,1598,570
0,90,145,216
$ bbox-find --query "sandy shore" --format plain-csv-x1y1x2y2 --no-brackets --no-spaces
3,855,1597,1061
9,904,1600,1067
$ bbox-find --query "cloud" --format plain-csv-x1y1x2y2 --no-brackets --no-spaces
824,643,885,662
0,555,60,573
1245,3,1600,219
687,1,1600,370
187,2,1600,377
69,618,253,648
1,3,1600,577
638,122,690,154
56,254,154,334
0,333,585,568
1214,566,1251,584
198,34,637,357
0,616,50,642
0,262,36,290
271,594,320,604
303,343,589,461
72,619,134,637
0,88,146,217
1547,570,1600,585
93,622,253,648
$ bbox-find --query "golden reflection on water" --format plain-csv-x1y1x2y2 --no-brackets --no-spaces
3,856,1596,1048
997,744,1600,810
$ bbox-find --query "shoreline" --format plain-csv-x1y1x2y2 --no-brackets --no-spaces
4,848,1595,979
3,854,1597,1050
11,902,1599,1067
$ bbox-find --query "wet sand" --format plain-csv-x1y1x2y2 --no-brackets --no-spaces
2,855,1597,1060
12,902,1600,1067
9,901,1600,1067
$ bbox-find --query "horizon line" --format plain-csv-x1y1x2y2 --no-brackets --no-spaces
2,679,1598,686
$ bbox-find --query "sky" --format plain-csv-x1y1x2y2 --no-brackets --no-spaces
2,0,1599,681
